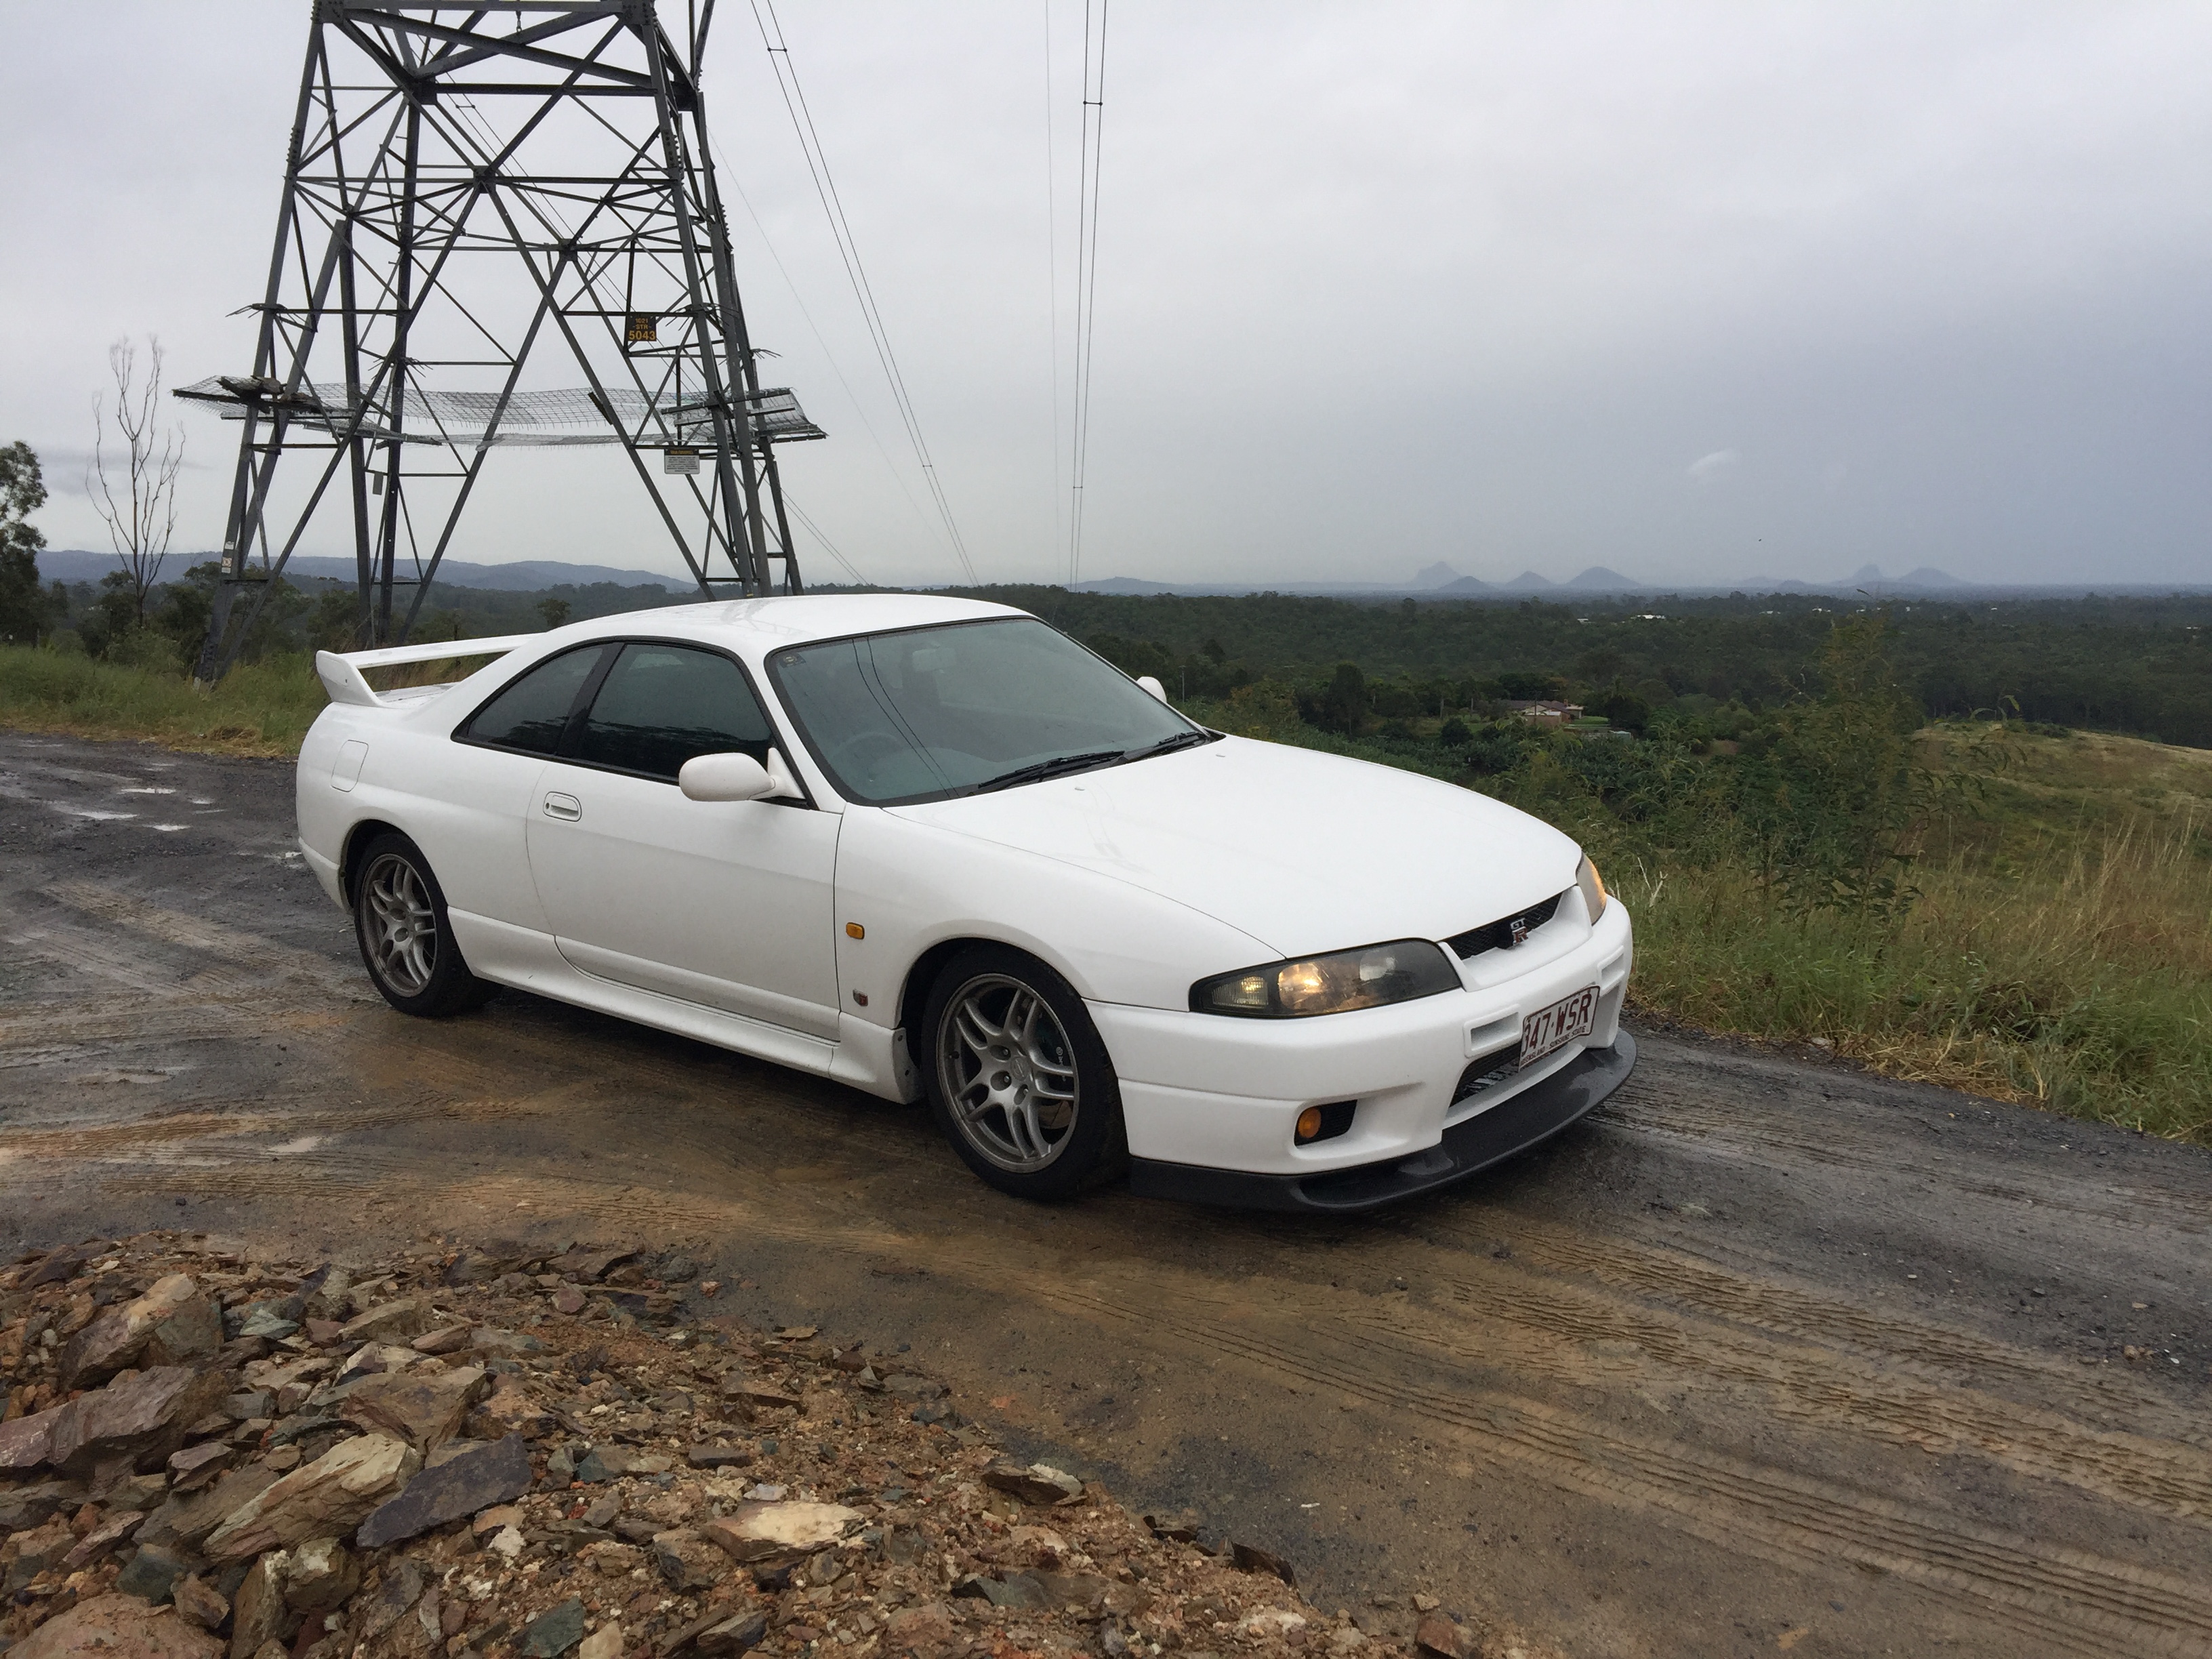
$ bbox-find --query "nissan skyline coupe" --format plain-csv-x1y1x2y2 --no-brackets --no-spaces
299,594,1635,1210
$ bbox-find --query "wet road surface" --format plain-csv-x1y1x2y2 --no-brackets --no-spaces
4,731,2210,1659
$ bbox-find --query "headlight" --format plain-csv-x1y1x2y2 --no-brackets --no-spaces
1191,940,1460,1018
1578,854,1607,921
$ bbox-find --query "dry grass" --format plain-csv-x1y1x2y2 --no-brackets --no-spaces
1622,728,2212,1142
0,647,327,757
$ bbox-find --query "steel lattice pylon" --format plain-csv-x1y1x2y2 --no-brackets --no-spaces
185,0,821,680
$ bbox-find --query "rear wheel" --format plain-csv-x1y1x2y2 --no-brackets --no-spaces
922,945,1126,1200
352,832,499,1017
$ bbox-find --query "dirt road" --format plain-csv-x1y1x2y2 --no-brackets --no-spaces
4,731,2209,1659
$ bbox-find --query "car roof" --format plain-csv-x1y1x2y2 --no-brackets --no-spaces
562,592,1029,652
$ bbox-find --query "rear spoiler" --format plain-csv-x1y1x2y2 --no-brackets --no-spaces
314,635,541,708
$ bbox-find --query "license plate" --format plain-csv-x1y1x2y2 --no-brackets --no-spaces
1520,986,1599,1066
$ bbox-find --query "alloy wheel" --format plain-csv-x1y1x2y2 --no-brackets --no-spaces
937,972,1082,1173
361,851,438,997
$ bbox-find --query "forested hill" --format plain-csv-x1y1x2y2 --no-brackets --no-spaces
937,586,2212,750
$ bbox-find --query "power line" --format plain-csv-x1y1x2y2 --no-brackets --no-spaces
780,491,866,585
713,146,946,573
1044,0,1065,575
752,0,978,586
1067,0,1109,588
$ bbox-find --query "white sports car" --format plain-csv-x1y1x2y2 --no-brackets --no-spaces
299,594,1634,1210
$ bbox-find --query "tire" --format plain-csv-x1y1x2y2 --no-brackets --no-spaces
920,944,1127,1200
350,831,500,1017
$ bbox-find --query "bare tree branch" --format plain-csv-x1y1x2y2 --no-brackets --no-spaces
87,335,186,624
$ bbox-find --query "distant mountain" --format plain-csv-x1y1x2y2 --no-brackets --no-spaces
1434,575,1497,594
1071,576,1183,596
37,548,685,592
1410,561,1464,589
1568,566,1643,590
1843,564,1965,590
1504,571,1557,590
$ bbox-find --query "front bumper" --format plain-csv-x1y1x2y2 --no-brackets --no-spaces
1128,1031,1634,1211
1088,897,1633,1202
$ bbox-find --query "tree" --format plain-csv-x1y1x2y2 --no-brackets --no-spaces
88,336,185,626
0,441,47,644
1309,661,1370,735
1593,687,1650,734
537,596,573,630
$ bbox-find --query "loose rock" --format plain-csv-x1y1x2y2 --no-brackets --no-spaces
0,1233,1401,1659
203,1433,420,1561
521,1596,587,1658
12,1595,224,1659
283,1536,359,1612
982,1460,1085,1505
356,1433,531,1548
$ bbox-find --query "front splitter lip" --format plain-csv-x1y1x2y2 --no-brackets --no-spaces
1126,1031,1636,1213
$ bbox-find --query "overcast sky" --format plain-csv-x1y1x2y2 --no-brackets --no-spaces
3,2,2207,589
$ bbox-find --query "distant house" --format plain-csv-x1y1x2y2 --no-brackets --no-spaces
1504,699,1584,726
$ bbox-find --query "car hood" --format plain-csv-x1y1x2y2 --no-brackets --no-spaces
889,735,1582,959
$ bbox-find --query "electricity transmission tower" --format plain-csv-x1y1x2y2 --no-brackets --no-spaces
181,0,822,681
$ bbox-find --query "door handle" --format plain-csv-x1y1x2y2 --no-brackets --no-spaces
543,792,581,821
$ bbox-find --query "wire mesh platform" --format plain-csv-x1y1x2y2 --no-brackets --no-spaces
173,376,824,447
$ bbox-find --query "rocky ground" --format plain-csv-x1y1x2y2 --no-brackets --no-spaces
1,1235,1521,1659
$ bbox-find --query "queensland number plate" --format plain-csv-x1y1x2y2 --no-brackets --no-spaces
1520,985,1599,1067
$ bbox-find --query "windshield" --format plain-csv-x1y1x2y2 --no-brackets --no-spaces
769,617,1204,804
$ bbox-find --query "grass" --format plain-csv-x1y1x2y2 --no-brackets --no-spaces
8,647,2208,1141
1566,727,2212,1144
0,646,328,757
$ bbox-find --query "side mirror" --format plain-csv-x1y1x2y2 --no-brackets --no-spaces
1136,674,1168,703
678,748,806,803
680,752,774,802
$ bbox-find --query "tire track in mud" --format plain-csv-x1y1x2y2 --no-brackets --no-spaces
1603,1084,2210,1236
41,880,356,989
77,1149,2212,1657
1384,1270,2212,1521
1391,1211,2212,1447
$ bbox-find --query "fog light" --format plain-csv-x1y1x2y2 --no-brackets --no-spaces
1295,1101,1357,1145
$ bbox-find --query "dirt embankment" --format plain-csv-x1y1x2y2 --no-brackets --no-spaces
2,1234,1542,1659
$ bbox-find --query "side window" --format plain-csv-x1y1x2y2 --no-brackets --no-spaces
575,643,774,781
459,645,607,754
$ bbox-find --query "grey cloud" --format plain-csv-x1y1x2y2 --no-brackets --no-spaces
2,2,2207,588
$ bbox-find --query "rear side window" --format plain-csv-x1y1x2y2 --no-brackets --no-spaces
575,643,774,781
459,645,607,754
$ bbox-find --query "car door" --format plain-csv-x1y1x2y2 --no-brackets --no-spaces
436,642,614,931
523,639,842,1040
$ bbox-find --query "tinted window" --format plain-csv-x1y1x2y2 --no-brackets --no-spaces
575,643,774,781
462,645,606,754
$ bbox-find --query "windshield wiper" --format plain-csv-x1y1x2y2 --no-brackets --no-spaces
1121,729,1218,762
972,750,1128,794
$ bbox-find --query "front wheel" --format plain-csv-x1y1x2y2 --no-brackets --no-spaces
351,832,499,1017
921,945,1126,1200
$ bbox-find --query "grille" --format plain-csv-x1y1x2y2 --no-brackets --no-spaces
1446,891,1563,960
1453,1047,1520,1104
